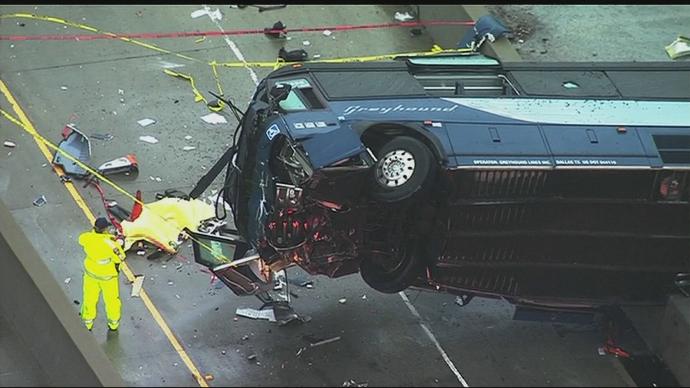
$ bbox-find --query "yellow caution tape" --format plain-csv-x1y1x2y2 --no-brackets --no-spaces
0,107,233,266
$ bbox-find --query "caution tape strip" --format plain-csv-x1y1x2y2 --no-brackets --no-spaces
0,20,475,41
0,12,476,113
0,107,235,267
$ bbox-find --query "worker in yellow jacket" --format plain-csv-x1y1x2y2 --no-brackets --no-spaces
78,217,126,331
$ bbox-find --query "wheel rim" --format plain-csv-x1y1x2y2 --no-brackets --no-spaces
376,149,415,188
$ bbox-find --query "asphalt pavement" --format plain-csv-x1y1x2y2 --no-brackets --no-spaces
0,4,663,386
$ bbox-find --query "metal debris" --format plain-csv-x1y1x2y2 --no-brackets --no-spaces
339,298,347,304
137,118,156,127
666,36,690,59
303,40,311,46
3,141,16,148
64,277,71,284
235,307,277,322
60,85,68,91
342,380,368,387
131,275,144,297
247,354,257,361
139,135,159,144
309,336,341,347
32,195,47,207
322,30,332,37
184,135,193,140
183,146,197,151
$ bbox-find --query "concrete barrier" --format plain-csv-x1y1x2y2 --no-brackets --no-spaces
0,199,124,386
660,295,690,386
416,4,521,62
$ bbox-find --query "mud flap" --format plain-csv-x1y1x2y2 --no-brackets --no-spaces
187,229,271,296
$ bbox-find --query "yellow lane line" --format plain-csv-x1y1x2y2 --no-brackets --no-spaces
0,79,209,387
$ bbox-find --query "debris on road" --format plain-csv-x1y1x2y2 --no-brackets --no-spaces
306,283,314,289
322,30,332,37
64,277,71,284
458,14,510,51
131,275,145,297
60,85,68,91
309,336,341,347
394,11,414,22
195,36,206,43
313,54,321,59
264,21,287,39
302,40,311,46
137,118,156,127
247,354,257,361
201,112,227,125
3,141,16,148
139,135,159,144
184,135,193,140
235,307,277,322
204,374,214,381
362,295,367,300
91,133,114,141
339,298,347,304
278,47,308,62
33,195,47,207
53,124,91,178
666,36,690,59
342,380,368,387
183,146,197,151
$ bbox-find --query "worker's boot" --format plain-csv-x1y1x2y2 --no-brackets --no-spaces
107,320,119,332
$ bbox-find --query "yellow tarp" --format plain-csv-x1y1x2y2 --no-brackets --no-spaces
120,197,215,253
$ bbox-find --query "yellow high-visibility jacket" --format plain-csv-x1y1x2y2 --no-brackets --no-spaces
78,230,126,279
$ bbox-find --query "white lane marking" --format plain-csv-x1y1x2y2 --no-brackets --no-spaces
399,291,469,387
202,4,259,85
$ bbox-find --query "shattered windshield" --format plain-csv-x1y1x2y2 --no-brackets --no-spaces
277,78,312,111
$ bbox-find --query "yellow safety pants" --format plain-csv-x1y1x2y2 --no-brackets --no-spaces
81,272,121,331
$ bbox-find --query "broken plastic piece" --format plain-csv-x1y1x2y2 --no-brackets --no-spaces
131,275,144,297
139,135,159,144
394,11,414,22
201,113,228,125
183,146,197,151
3,141,16,148
33,195,47,207
665,36,690,59
137,118,156,127
338,298,347,304
53,124,91,177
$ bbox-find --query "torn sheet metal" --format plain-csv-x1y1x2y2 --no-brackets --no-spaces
52,124,91,177
119,197,215,253
235,307,276,322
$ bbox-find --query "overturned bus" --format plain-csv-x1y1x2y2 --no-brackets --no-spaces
189,53,690,311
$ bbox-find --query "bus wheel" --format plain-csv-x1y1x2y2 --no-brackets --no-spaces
359,241,425,293
371,136,433,202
